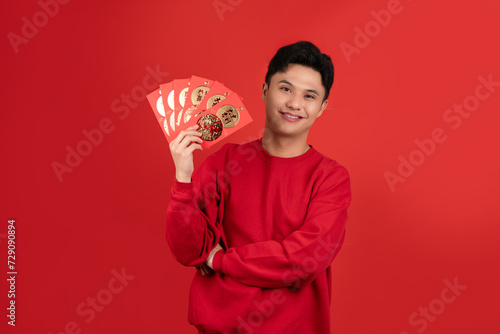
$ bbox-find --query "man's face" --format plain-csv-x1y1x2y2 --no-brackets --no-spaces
262,64,329,138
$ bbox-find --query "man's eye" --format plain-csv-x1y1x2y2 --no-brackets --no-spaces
305,94,316,99
281,87,291,92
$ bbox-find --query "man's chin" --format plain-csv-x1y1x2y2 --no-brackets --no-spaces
265,117,307,136
270,126,304,138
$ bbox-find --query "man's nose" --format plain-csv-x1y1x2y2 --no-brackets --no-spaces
286,93,302,110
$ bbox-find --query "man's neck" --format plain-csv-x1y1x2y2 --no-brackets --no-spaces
261,129,310,158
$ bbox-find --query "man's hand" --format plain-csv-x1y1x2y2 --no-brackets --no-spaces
205,243,223,270
169,124,203,183
195,263,212,276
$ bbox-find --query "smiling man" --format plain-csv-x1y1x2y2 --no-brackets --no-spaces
166,41,352,333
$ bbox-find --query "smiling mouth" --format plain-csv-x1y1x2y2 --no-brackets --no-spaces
279,111,303,120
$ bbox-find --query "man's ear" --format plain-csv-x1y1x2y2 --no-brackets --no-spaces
262,82,269,101
316,99,329,118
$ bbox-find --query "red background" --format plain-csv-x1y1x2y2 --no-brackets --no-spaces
1,0,499,333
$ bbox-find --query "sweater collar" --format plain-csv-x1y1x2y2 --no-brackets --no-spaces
255,137,317,164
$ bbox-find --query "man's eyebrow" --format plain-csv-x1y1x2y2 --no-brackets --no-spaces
277,79,320,96
277,79,293,86
305,88,320,96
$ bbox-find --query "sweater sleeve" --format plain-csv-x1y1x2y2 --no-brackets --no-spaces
212,165,351,289
165,153,223,267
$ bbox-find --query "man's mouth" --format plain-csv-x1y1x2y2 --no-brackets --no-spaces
279,111,303,120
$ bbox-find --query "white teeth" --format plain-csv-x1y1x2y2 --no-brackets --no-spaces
283,113,299,119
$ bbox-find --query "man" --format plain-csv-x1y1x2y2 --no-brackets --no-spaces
166,41,351,333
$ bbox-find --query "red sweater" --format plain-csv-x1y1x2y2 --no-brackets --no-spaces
166,138,351,334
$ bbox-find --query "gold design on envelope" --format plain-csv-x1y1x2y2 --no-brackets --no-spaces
179,87,189,107
194,109,206,117
217,104,240,128
207,94,226,109
197,114,223,141
191,86,210,105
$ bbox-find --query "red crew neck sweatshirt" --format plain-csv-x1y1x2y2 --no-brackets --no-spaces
166,138,351,334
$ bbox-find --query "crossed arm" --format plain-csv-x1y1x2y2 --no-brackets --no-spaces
210,175,349,288
166,125,352,289
166,158,351,289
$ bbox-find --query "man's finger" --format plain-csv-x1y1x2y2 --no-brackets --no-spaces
185,143,203,155
169,126,201,147
178,134,203,149
171,130,201,148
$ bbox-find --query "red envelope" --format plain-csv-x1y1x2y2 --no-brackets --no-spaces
147,77,253,150
173,78,190,128
182,75,214,124
146,88,171,141
159,81,176,134
192,81,234,118
185,93,253,149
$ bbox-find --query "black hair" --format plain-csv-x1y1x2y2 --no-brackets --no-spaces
264,41,334,101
